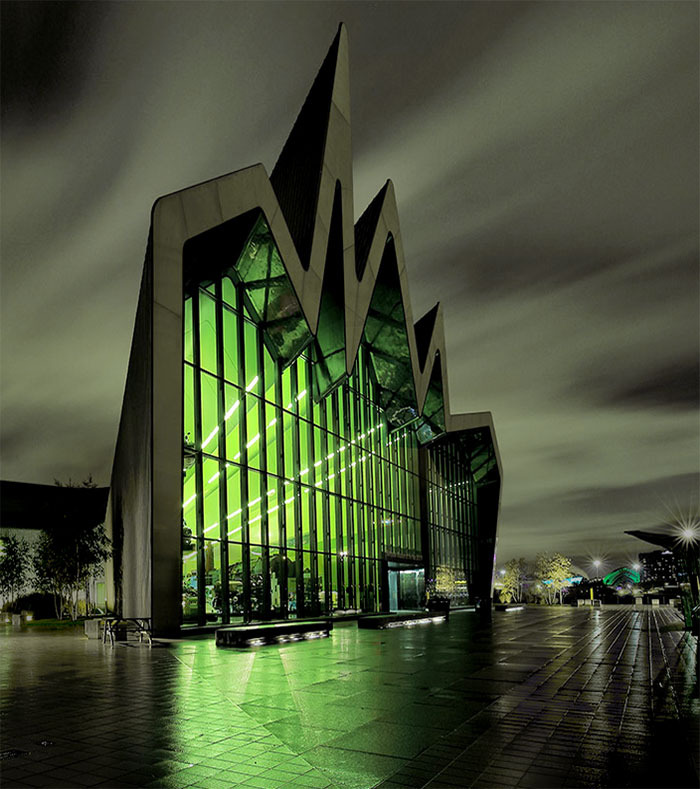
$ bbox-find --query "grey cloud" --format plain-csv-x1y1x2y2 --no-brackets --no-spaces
1,1,107,125
585,358,699,411
1,2,697,566
561,473,699,518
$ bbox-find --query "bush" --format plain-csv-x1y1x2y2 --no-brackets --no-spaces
10,592,58,620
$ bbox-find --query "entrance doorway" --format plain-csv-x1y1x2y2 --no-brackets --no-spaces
388,565,425,611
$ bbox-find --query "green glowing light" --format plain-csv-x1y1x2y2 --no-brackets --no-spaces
603,567,641,586
181,214,487,623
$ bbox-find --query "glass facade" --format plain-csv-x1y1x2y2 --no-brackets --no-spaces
181,215,429,625
425,442,478,605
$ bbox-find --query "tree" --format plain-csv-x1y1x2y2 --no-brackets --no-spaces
0,535,31,613
32,477,112,619
33,531,71,619
501,558,528,603
34,523,111,619
535,552,573,605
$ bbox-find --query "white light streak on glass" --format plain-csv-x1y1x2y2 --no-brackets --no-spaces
224,401,240,420
201,426,219,449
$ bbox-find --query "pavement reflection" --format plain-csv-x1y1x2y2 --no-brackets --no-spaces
0,606,696,788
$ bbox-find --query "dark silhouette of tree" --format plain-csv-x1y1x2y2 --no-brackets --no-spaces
32,477,112,619
0,535,31,613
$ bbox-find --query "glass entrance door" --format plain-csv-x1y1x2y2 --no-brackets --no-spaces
388,567,425,610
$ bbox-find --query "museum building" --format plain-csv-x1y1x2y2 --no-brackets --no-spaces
105,26,502,635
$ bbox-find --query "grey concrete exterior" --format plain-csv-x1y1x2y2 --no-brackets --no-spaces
106,25,502,635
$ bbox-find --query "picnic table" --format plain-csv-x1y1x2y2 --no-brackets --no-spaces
101,617,152,646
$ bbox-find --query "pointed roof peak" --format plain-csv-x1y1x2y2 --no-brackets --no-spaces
270,25,350,270
414,303,440,372
354,181,392,279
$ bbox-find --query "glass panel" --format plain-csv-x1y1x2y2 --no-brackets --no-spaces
270,549,285,617
265,402,278,476
228,541,244,617
222,276,236,310
284,485,296,549
202,457,220,536
247,469,262,545
266,477,280,549
204,539,222,621
184,298,194,364
182,544,199,623
244,398,261,474
286,548,298,616
249,544,265,616
225,464,243,540
244,320,258,393
200,372,220,457
264,344,276,402
184,365,196,449
223,384,241,462
199,291,218,375
223,305,238,384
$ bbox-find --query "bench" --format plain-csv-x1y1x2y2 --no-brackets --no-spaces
357,612,448,629
102,617,152,646
216,619,332,647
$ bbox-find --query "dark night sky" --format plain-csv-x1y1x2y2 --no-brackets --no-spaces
1,1,698,571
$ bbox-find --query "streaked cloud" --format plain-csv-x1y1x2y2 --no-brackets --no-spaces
1,1,697,565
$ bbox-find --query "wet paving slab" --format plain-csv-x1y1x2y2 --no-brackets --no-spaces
0,606,697,789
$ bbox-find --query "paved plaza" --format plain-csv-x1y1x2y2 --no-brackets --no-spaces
1,607,697,789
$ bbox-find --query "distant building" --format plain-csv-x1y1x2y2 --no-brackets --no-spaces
105,26,502,635
0,481,108,536
639,550,679,586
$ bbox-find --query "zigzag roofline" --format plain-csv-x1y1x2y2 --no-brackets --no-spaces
149,23,501,478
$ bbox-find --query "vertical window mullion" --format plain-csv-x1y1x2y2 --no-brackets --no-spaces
305,359,319,615
274,366,288,618
192,291,206,626
258,328,270,619
215,282,229,624
342,385,360,603
319,394,333,611
290,363,304,615
236,287,251,622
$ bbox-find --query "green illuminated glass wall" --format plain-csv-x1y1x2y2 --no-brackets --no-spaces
181,216,424,624
425,442,478,604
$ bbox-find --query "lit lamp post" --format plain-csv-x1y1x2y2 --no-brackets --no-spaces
590,559,602,604
633,562,641,585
